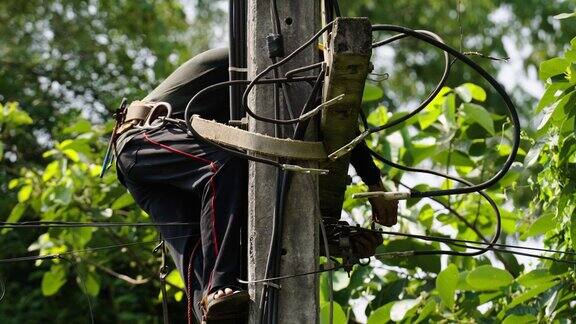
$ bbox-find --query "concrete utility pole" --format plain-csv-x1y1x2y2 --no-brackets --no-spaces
247,0,320,323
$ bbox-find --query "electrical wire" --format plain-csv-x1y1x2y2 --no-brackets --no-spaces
60,256,94,324
370,24,521,198
367,148,501,257
0,233,197,264
0,221,198,229
0,276,5,303
183,77,317,169
240,21,334,125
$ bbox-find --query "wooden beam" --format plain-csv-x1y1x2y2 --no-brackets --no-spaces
319,17,373,220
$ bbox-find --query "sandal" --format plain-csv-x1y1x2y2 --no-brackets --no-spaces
201,288,249,321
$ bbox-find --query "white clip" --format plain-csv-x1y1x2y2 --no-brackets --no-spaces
352,191,411,201
228,66,248,73
299,94,345,120
281,164,329,175
328,130,370,161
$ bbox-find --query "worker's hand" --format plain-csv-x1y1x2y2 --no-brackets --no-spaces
368,182,398,227
351,230,383,258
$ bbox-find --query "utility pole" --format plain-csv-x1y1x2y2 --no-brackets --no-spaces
247,0,320,323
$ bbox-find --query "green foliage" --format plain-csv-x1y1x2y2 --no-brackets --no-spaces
332,33,576,323
1,0,576,322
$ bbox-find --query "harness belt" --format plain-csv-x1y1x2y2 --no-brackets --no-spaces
115,101,172,136
113,99,329,161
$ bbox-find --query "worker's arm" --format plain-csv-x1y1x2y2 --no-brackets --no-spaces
350,141,398,227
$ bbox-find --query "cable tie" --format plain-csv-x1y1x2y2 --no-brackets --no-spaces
352,191,411,200
328,130,370,161
263,282,282,290
281,164,329,175
228,66,248,73
298,94,345,121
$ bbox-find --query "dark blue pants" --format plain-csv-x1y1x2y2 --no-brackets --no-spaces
117,124,247,322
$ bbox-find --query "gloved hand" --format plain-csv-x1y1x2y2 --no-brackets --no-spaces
350,230,383,258
368,182,398,227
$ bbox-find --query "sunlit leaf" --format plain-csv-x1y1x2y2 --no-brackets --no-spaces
517,269,558,288
466,265,513,291
320,301,347,324
462,103,495,135
436,264,459,309
17,185,33,202
520,213,556,240
390,298,420,322
111,192,135,210
363,84,384,103
502,314,537,324
42,264,67,296
367,302,394,324
84,272,100,297
367,105,389,127
507,281,558,308
539,57,569,80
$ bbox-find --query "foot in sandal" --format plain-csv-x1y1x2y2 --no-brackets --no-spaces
201,287,249,321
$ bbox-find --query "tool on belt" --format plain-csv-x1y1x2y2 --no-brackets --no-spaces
99,99,173,177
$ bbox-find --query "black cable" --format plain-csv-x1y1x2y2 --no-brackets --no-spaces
368,147,500,257
0,221,198,229
370,25,521,198
0,276,5,303
365,30,452,134
0,233,197,264
184,77,316,169
60,256,95,324
241,21,334,125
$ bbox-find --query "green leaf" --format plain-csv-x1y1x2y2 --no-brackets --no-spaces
520,213,556,240
111,192,135,210
84,272,100,297
462,103,495,135
1,203,27,234
461,83,487,102
414,299,436,323
42,161,60,182
376,239,440,273
53,184,73,206
319,301,347,324
432,150,475,167
8,179,19,189
539,57,569,80
17,185,33,202
418,204,434,229
64,119,92,134
436,264,459,309
165,269,185,289
42,264,67,296
367,302,394,324
507,281,558,308
417,101,442,130
554,12,576,20
454,85,472,103
466,265,513,291
390,298,420,322
367,106,388,127
363,84,384,103
502,314,537,324
517,269,558,288
63,149,80,162
572,211,576,251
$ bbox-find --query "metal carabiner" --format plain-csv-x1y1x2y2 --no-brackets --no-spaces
141,102,173,130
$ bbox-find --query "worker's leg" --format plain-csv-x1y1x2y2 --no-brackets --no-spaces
117,124,247,313
117,178,205,322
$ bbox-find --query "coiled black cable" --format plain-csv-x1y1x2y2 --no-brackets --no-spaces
370,24,521,198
